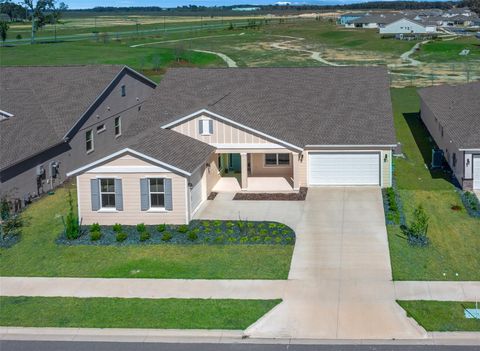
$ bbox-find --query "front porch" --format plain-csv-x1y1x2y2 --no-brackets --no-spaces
213,177,295,193
213,151,301,193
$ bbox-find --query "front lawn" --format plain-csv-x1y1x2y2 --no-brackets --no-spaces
398,300,480,332
0,185,294,279
0,296,280,329
387,88,480,281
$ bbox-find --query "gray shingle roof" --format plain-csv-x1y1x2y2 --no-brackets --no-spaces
419,82,480,150
0,65,124,169
70,127,215,176
137,67,396,148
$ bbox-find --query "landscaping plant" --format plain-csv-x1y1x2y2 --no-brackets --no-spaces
0,197,23,247
63,191,80,240
116,232,128,242
403,205,430,247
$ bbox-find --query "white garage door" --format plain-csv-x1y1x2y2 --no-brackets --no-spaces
309,153,380,186
474,155,480,190
190,180,203,213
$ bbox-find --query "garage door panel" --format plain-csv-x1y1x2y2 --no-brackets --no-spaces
309,153,380,186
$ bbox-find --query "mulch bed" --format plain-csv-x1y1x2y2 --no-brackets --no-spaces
233,187,308,201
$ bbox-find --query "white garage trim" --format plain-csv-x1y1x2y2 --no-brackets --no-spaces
473,155,480,190
308,152,381,186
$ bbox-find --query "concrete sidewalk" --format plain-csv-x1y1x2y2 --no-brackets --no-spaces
395,281,480,301
1,327,480,345
0,277,285,300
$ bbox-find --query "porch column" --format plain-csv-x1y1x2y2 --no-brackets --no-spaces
293,152,300,191
240,152,248,190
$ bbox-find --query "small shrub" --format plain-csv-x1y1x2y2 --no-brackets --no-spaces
204,237,211,243
156,224,166,232
275,237,282,244
264,236,272,243
187,231,198,241
226,221,235,228
213,220,222,227
227,237,237,243
251,236,261,242
239,237,249,244
201,220,211,227
403,205,429,247
112,223,122,233
90,230,101,241
247,222,255,228
64,191,80,240
161,232,173,242
285,237,293,244
215,228,222,235
136,223,146,233
139,231,150,242
271,230,278,236
116,232,128,242
90,223,101,233
226,229,235,236
268,223,277,229
259,229,268,236
177,224,189,233
215,235,225,243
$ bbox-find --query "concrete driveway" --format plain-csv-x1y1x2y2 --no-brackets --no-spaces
194,188,426,340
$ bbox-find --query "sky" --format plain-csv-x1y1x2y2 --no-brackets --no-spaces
63,0,403,10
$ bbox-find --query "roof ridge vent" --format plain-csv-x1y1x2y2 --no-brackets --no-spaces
0,109,14,122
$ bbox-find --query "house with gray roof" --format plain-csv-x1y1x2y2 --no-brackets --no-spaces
63,66,397,225
419,82,480,190
0,65,157,202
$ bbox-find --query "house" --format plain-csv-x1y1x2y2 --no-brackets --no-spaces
379,18,437,35
65,67,397,225
418,82,480,190
348,14,399,29
0,66,156,203
339,12,367,25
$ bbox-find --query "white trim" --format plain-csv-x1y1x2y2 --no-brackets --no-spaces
63,66,156,140
161,109,303,152
96,124,106,134
460,149,480,152
114,116,122,137
76,177,81,224
148,177,166,210
305,144,397,148
97,208,118,213
212,143,285,149
86,129,94,153
86,165,170,173
184,178,190,223
66,148,192,177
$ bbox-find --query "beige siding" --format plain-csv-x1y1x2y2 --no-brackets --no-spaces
106,154,153,167
250,153,293,178
78,156,188,225
171,115,273,145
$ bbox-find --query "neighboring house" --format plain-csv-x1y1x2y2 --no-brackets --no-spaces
379,18,437,34
348,14,399,29
0,65,157,202
339,12,367,25
419,82,480,190
66,67,397,225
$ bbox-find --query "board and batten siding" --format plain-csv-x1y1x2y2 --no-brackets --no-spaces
171,115,273,145
77,155,188,225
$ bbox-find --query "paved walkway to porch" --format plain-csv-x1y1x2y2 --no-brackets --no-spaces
212,177,294,193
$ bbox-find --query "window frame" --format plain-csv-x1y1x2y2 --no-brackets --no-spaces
200,119,213,136
114,116,122,137
99,178,116,209
86,129,94,153
264,153,290,167
96,124,106,134
148,178,165,209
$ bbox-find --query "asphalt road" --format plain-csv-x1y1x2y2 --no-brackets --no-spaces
1,341,478,351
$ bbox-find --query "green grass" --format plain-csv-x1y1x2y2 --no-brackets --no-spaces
398,301,480,331
0,185,294,279
0,39,225,81
387,88,480,281
0,296,280,329
413,37,480,63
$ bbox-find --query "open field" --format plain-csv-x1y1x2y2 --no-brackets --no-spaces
387,88,480,281
0,296,280,329
2,19,479,87
398,301,480,331
0,185,294,279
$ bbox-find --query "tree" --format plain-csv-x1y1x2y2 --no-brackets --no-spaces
23,0,55,44
0,20,9,45
461,0,480,14
49,1,67,42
